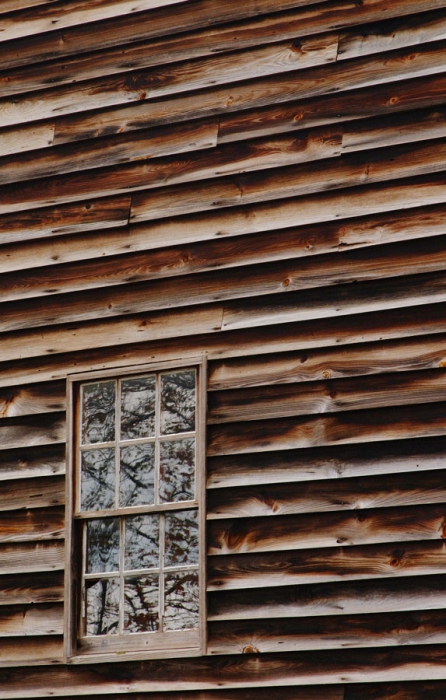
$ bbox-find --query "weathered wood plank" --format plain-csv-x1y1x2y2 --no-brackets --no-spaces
0,636,63,667
0,120,219,186
0,414,65,451
0,123,54,159
0,603,63,636
208,334,446,391
0,542,64,576
0,508,64,543
207,504,446,556
0,305,222,363
208,610,446,654
0,445,65,482
27,691,343,700
0,0,328,71
0,571,63,606
5,647,446,694
0,381,65,417
207,436,446,489
208,575,446,621
208,369,446,424
0,30,339,131
207,401,446,457
0,476,64,512
345,681,446,700
0,197,131,246
131,138,446,225
218,72,446,143
2,300,446,388
221,269,446,333
4,1,445,102
8,236,446,332
3,197,446,281
0,0,188,44
207,540,446,590
207,470,446,520
54,41,446,143
338,8,446,61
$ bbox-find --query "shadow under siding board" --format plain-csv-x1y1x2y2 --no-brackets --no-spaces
53,40,446,143
0,0,330,72
207,539,446,590
206,469,446,520
3,197,446,282
0,603,63,637
4,646,446,693
0,444,65,482
0,413,65,452
0,381,65,417
0,637,63,668
2,299,446,389
207,609,446,655
0,507,64,544
208,575,446,620
0,196,131,246
218,72,446,143
344,680,446,700
3,0,446,101
0,570,63,606
207,503,446,556
207,401,446,457
208,334,446,391
207,436,446,489
0,475,64,513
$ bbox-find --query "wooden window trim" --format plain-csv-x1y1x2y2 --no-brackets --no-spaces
64,356,207,664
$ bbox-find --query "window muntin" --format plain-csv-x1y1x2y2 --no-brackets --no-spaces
66,362,205,661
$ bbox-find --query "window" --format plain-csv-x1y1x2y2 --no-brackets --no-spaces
65,360,206,662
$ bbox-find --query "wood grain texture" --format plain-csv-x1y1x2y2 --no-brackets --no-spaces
208,575,446,621
0,508,64,543
0,603,63,636
0,636,63,667
4,647,446,694
207,470,446,520
0,381,65,417
0,571,63,606
0,475,64,512
345,681,446,700
207,503,446,556
0,414,65,451
0,542,64,575
0,445,65,482
208,609,446,654
207,540,446,591
207,436,446,489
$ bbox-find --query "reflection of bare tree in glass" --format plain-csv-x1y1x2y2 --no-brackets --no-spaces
165,511,198,567
161,371,195,434
121,377,156,440
81,448,115,511
124,576,159,633
120,444,155,507
125,515,159,570
86,579,119,636
87,518,120,573
82,381,116,444
164,571,199,630
160,438,195,503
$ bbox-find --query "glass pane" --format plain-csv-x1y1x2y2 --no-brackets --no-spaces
81,381,115,444
160,370,195,435
124,575,159,633
120,443,155,507
80,448,115,511
164,510,199,567
160,438,195,503
86,518,120,574
121,376,156,440
164,571,199,631
125,514,159,570
85,578,119,636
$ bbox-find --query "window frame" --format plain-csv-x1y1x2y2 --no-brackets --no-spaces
64,357,207,664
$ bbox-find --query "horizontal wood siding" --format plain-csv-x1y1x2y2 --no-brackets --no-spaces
2,0,446,698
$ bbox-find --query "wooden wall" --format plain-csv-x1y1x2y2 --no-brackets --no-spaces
1,0,446,696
